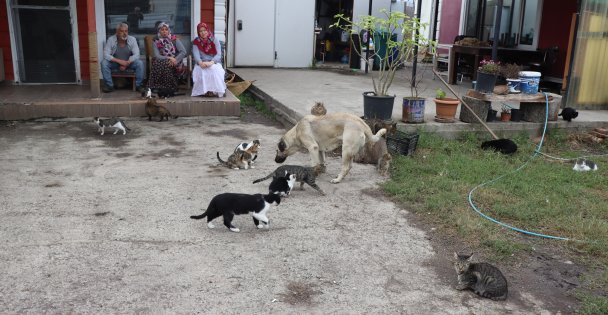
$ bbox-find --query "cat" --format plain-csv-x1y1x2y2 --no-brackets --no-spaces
190,192,281,232
454,252,508,301
362,117,398,136
573,158,598,171
234,139,260,163
481,139,518,155
354,137,392,176
310,101,327,116
558,107,578,122
216,151,253,170
145,97,175,121
253,165,325,195
93,117,130,135
268,172,297,196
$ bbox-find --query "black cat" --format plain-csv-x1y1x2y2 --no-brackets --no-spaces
190,193,281,232
481,139,518,155
558,107,578,122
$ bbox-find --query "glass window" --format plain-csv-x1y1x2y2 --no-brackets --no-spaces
519,0,538,45
104,0,192,59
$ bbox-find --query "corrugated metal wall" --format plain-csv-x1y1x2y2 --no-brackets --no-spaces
567,0,608,108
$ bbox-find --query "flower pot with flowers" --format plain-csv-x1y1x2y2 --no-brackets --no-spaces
332,10,435,120
475,59,500,93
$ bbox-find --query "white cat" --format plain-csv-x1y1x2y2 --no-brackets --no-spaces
572,159,598,172
93,117,130,135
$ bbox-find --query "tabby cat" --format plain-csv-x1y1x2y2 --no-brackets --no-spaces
145,97,175,121
253,165,325,195
310,101,327,116
454,252,508,301
93,117,130,135
354,138,392,176
216,151,252,170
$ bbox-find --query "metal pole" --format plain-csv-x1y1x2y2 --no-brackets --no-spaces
365,0,372,74
491,0,503,61
411,0,422,88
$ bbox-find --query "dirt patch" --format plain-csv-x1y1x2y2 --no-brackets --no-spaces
278,281,322,305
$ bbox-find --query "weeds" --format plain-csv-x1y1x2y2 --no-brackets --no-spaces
238,91,276,120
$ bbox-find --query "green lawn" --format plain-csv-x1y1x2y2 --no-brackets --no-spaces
383,130,608,313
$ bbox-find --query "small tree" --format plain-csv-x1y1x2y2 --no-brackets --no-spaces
332,9,435,97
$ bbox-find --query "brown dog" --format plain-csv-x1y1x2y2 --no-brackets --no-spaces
275,112,386,183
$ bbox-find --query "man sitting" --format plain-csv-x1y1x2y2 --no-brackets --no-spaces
101,22,145,93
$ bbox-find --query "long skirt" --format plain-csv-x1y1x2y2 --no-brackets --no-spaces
149,59,183,92
191,64,226,97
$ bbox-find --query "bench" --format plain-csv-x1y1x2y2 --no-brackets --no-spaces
111,69,136,91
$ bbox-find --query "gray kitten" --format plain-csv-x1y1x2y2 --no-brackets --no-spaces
93,117,130,135
454,252,508,300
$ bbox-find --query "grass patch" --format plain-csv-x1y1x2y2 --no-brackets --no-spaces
238,91,276,120
383,130,608,310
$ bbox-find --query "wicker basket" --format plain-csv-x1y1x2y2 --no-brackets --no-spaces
386,131,419,156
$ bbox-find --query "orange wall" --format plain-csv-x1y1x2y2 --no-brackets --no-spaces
538,0,577,78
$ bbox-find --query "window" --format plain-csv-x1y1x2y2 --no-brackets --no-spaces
104,0,192,58
463,0,542,50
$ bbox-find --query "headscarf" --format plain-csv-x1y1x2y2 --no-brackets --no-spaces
193,22,217,55
154,22,177,57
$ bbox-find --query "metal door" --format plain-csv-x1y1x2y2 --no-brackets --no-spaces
9,0,78,83
274,0,314,67
234,0,275,66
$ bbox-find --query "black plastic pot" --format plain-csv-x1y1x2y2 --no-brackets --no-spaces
363,92,395,121
486,109,498,122
510,108,522,122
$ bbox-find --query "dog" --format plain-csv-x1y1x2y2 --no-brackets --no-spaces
274,112,386,183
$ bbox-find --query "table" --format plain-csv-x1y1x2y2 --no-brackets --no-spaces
448,45,542,85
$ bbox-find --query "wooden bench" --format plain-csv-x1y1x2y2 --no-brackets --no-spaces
111,69,136,91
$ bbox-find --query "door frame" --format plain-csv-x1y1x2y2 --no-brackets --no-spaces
6,0,81,84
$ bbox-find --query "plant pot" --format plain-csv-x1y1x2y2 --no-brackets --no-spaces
475,72,497,94
402,97,425,123
500,112,511,122
434,98,460,122
363,92,395,120
510,108,522,122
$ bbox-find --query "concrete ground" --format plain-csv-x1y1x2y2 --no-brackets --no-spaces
0,112,559,313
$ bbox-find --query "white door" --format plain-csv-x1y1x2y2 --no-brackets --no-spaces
234,0,275,66
274,0,314,67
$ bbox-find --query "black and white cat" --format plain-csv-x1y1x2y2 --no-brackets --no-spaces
190,193,281,232
558,107,579,122
573,159,598,171
481,139,518,155
93,117,130,135
268,172,296,196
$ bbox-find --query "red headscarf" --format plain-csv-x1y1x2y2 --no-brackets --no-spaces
193,22,217,55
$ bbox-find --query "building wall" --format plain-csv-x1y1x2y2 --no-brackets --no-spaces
438,0,462,44
538,0,577,78
0,1,13,81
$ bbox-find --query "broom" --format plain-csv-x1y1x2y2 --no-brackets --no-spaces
432,69,517,154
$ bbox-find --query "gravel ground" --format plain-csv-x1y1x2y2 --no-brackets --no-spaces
0,115,558,314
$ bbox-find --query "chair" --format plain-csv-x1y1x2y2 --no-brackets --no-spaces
432,44,452,81
144,35,192,88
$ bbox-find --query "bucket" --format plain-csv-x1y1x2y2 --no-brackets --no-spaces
402,97,425,123
506,79,521,93
519,71,541,94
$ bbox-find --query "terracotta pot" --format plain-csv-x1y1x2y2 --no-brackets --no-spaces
500,112,511,121
434,98,460,121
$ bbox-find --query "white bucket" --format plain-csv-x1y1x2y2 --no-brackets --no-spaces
360,57,373,71
519,71,541,94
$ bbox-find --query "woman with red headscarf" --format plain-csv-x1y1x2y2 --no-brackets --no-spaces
191,22,226,97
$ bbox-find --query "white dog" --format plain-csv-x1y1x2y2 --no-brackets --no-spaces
274,112,386,183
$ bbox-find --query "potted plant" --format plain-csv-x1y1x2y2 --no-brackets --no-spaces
500,63,522,94
332,10,435,120
475,59,500,93
433,88,460,122
500,104,512,121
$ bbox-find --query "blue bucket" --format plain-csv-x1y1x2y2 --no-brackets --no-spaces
402,97,425,123
519,71,541,94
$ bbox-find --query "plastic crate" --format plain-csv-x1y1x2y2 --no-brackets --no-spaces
386,131,419,156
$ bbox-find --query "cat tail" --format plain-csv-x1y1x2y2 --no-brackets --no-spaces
216,152,228,167
366,128,387,143
252,172,273,184
190,211,208,220
122,120,131,131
